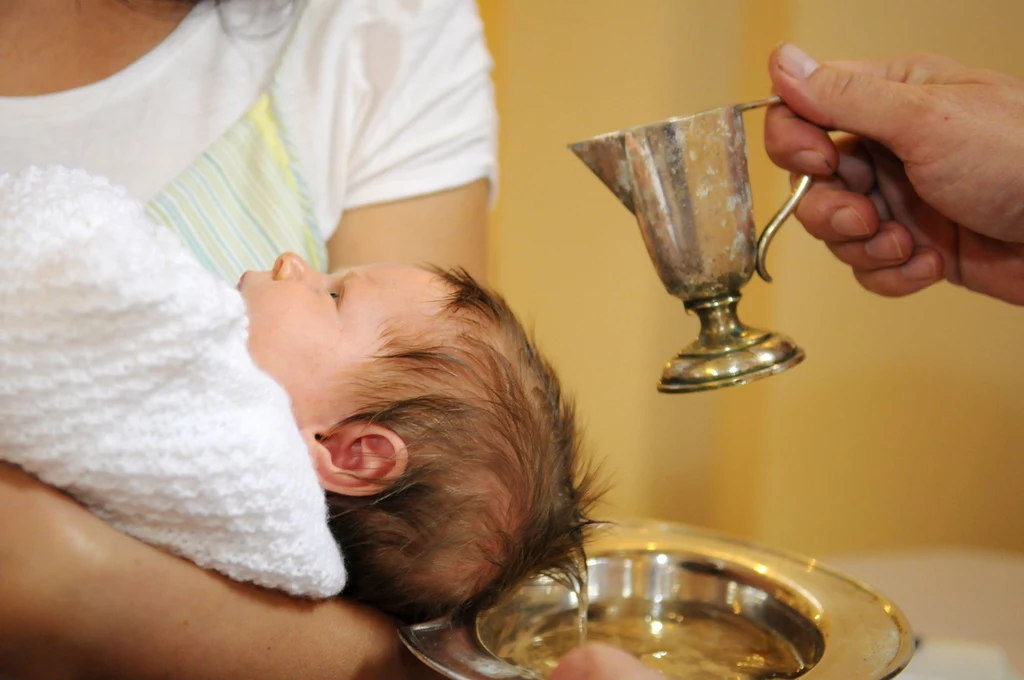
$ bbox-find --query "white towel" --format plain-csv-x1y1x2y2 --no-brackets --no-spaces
0,166,345,598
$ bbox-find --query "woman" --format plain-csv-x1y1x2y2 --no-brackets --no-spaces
1,0,492,676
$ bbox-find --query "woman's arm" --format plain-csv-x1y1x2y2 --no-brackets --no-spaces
0,463,440,680
328,179,491,283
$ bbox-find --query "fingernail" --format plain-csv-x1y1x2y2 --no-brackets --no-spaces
864,232,905,260
778,43,820,79
831,207,870,237
902,255,940,281
792,150,832,175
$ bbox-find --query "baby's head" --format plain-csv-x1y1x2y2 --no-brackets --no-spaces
239,253,601,623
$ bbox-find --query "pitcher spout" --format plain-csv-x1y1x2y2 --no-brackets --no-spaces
568,131,635,215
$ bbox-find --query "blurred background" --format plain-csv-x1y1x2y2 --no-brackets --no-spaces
475,0,1024,560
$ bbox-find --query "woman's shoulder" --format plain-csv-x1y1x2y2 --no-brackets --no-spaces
283,0,489,76
275,0,496,230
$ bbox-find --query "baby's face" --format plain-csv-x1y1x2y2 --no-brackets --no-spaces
238,253,448,432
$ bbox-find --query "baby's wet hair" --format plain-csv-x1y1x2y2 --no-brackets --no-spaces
324,267,604,624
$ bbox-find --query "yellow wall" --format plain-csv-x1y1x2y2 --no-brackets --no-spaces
479,0,1024,558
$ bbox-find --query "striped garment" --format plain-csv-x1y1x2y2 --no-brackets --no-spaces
145,90,327,284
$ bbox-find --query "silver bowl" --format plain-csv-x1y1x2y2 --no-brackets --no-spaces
400,520,914,679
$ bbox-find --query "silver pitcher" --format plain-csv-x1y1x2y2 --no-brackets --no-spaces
570,96,813,393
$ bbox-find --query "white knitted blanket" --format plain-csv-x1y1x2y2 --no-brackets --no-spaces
0,166,346,598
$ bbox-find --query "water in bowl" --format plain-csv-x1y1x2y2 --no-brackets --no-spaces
498,599,807,680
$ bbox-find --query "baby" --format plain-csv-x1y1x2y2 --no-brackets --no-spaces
0,166,601,624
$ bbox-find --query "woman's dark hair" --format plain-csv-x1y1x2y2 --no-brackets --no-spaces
116,0,212,11
123,0,295,38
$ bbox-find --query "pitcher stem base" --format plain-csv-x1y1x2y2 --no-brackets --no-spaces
657,294,805,393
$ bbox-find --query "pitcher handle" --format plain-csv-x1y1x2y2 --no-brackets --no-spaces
737,95,814,283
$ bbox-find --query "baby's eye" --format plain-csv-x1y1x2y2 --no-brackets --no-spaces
330,292,340,301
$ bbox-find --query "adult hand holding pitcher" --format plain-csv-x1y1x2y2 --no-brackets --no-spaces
765,42,1024,307
570,96,813,393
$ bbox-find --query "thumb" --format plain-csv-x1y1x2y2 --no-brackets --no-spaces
770,43,924,156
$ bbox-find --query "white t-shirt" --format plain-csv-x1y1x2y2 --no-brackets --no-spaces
0,0,498,242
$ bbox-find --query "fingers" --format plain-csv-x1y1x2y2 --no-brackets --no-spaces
828,221,914,270
765,49,964,166
852,249,944,297
794,184,880,243
765,103,837,176
764,46,954,299
831,139,877,195
767,109,883,195
768,43,929,157
794,179,943,296
550,644,662,680
764,51,964,173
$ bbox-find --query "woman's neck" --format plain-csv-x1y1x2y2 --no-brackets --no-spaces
0,0,194,96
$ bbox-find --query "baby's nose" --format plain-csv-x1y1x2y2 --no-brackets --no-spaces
272,252,308,282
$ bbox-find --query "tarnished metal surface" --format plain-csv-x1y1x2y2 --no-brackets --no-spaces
571,105,756,299
568,96,813,392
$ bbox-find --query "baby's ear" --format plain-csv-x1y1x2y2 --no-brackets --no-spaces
302,422,408,497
